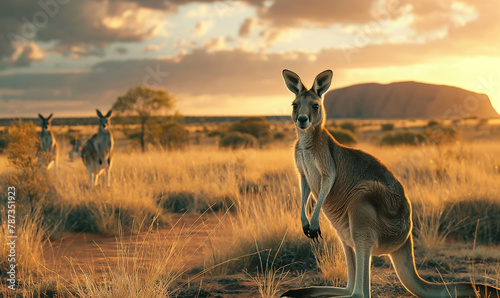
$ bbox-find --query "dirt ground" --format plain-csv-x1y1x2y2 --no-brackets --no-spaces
42,213,500,298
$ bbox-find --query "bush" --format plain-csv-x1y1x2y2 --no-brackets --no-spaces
220,132,258,149
273,132,286,140
6,121,54,204
159,121,189,149
228,117,272,142
381,123,394,131
425,125,457,144
426,120,440,127
380,130,427,146
476,118,489,129
157,191,234,213
0,129,9,153
207,130,223,137
339,121,357,133
326,128,357,146
149,120,189,149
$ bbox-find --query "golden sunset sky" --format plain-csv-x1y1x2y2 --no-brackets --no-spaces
1,0,499,117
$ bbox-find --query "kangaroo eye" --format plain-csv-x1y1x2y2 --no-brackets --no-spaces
292,103,298,108
312,104,319,109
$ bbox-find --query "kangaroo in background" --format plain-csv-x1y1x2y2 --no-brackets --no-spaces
280,69,500,298
81,109,114,187
38,113,59,173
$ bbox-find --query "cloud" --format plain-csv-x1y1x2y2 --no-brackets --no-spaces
239,17,258,37
193,21,214,38
172,38,196,50
0,0,171,64
1,37,499,117
115,46,129,55
142,42,167,52
203,37,227,52
257,0,376,27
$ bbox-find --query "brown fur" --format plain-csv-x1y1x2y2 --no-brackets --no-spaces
281,69,500,298
81,109,114,187
38,113,59,172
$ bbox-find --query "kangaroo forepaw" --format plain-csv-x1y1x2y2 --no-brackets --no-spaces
302,224,310,238
99,158,102,165
304,226,322,243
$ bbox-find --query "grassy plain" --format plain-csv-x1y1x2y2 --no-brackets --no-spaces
1,118,500,297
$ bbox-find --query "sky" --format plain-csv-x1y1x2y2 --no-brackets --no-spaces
1,0,499,118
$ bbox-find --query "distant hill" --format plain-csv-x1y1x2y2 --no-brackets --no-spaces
324,81,499,119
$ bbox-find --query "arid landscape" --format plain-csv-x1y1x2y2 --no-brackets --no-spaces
2,1,500,297
1,116,499,297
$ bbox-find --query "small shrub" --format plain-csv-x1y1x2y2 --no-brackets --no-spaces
208,130,223,137
426,120,440,127
228,117,272,142
157,191,234,213
273,132,285,140
381,123,394,131
476,118,489,130
339,121,357,133
439,200,500,245
425,125,457,144
0,130,9,153
380,130,427,146
148,120,189,149
326,128,357,146
220,132,258,149
6,121,54,204
159,121,189,149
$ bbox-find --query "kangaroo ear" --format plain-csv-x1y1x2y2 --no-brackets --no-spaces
105,110,112,118
47,113,53,121
96,109,103,118
38,114,44,120
312,70,333,97
282,69,306,95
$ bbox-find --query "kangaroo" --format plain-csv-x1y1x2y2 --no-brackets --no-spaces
38,113,59,173
81,109,114,187
280,69,500,298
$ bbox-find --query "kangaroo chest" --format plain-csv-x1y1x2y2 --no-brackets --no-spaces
296,147,323,199
296,139,353,247
40,131,54,152
96,131,112,153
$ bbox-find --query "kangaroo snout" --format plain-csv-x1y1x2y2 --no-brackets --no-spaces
297,115,309,128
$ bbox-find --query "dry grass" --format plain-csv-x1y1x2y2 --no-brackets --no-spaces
69,215,221,298
1,119,499,296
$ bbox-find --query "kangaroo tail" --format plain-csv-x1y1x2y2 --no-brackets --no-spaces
281,286,349,297
390,235,500,298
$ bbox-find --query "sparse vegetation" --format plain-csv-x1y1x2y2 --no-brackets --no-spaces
339,121,357,133
381,123,395,131
5,121,55,204
424,125,457,144
380,130,427,146
0,129,9,153
220,131,258,149
1,118,499,296
326,128,358,146
227,117,273,144
113,86,176,152
149,120,190,149
427,119,440,127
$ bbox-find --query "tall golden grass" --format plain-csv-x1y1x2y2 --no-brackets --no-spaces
1,119,499,296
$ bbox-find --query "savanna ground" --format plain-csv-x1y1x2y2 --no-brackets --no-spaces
1,117,500,297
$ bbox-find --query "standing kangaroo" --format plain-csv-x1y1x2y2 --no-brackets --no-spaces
281,69,500,298
38,113,59,173
81,109,114,187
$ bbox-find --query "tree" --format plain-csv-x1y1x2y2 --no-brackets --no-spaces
112,86,175,152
